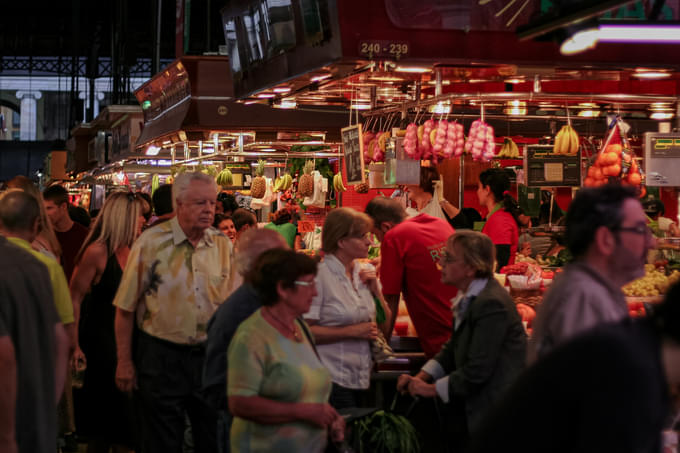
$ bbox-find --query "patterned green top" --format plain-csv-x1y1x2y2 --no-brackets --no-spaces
228,309,332,453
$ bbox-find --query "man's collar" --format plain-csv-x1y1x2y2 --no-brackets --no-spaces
170,216,215,247
5,236,32,250
570,261,624,299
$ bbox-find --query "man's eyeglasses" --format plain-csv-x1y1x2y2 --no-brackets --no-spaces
612,224,654,238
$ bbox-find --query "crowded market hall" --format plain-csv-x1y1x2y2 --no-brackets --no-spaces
6,1,680,452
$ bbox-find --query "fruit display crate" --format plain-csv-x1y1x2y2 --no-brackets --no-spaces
625,295,664,305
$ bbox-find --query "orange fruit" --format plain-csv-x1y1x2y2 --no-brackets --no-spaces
606,152,620,165
584,177,594,187
609,164,621,176
607,144,622,155
628,172,641,186
591,166,603,180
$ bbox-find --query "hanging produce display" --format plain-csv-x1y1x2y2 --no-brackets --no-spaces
332,172,347,192
273,173,293,192
298,160,316,197
403,123,419,158
216,167,234,188
250,160,267,199
497,137,521,158
354,181,370,193
583,118,643,192
151,174,160,196
464,119,496,162
552,124,580,155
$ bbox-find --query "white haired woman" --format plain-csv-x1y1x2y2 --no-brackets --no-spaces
304,207,391,409
69,192,145,453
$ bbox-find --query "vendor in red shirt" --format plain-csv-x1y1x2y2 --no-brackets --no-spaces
365,197,457,358
477,169,520,270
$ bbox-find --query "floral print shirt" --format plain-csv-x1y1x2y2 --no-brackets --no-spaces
113,216,233,344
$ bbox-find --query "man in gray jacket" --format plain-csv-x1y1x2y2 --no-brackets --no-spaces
529,185,655,362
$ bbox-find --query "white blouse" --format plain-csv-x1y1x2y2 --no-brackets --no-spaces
304,254,376,390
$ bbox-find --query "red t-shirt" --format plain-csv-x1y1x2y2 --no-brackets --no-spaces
380,214,457,358
55,222,89,281
482,209,519,265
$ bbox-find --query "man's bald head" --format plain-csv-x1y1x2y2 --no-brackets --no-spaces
0,189,40,235
235,228,289,277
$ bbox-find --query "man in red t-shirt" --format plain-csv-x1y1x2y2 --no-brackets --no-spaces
43,185,89,282
366,197,457,358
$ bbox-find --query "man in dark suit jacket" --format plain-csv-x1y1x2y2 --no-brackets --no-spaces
397,231,526,450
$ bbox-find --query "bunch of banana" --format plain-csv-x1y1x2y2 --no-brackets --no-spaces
216,168,233,188
273,173,293,192
553,125,580,155
332,172,346,193
151,174,160,196
497,138,520,158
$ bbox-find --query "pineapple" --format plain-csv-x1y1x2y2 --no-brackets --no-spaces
251,160,267,198
298,160,315,197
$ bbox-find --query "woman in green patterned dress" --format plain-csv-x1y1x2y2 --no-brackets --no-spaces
227,249,345,453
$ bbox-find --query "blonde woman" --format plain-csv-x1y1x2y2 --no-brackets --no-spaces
304,207,391,409
6,175,62,259
69,192,145,453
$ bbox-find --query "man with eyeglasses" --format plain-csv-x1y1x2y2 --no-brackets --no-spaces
528,184,656,363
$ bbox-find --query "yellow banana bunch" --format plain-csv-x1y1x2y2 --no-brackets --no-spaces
497,138,520,158
553,125,580,155
274,174,293,192
333,172,346,192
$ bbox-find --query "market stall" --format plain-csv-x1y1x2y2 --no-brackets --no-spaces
214,1,680,384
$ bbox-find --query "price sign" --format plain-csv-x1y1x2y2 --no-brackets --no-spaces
359,40,410,59
342,124,365,184
298,220,316,233
525,145,581,187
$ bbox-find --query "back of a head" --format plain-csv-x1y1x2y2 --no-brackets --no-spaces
479,168,511,201
0,189,40,233
218,193,239,214
232,208,257,231
7,175,38,196
69,205,91,228
77,192,143,263
236,228,289,277
365,196,406,226
43,184,69,206
247,248,317,306
153,184,174,216
419,166,440,195
565,184,637,259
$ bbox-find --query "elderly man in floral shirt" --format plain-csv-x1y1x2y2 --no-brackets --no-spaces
114,172,233,453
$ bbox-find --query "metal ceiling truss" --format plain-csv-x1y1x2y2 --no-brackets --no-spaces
0,56,173,77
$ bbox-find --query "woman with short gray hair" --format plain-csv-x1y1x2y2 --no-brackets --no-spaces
397,230,526,450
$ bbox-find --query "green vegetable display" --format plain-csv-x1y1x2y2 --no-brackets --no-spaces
353,410,420,453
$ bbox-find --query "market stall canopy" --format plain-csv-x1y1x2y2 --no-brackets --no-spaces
219,0,680,111
134,56,349,150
